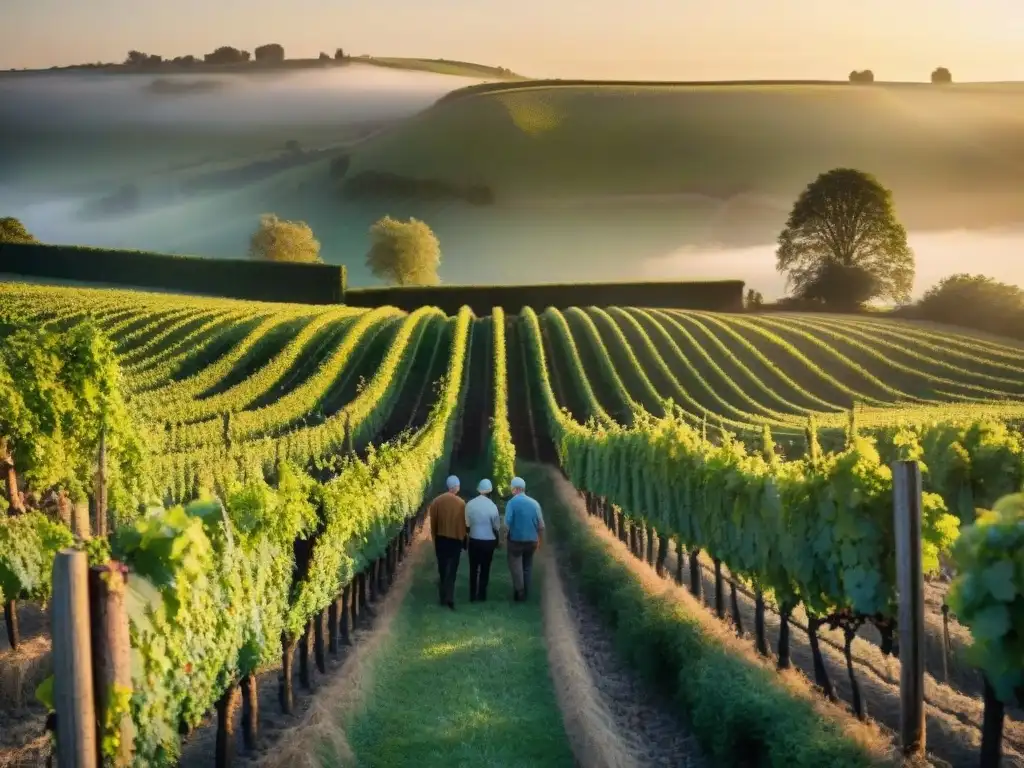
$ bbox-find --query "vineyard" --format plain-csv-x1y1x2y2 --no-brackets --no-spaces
2,280,1024,766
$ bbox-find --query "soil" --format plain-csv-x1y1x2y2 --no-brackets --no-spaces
543,535,706,768
0,603,53,768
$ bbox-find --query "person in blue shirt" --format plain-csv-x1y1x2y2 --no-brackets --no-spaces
503,476,544,602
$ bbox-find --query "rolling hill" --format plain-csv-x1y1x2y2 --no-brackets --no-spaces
347,81,1024,230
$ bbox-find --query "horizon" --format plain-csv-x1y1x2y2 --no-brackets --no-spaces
2,0,1022,81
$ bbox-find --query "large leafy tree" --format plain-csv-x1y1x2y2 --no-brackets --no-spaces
776,168,914,306
249,213,322,264
365,216,441,286
0,217,38,244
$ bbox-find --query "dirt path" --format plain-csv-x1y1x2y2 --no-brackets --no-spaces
540,526,706,768
652,537,1023,767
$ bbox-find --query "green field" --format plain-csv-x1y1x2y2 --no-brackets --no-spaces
2,281,1024,766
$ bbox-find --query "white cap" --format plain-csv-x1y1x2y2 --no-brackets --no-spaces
477,479,493,493
510,477,526,490
446,475,460,490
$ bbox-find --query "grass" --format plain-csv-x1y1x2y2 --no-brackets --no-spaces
343,523,573,767
347,82,1024,225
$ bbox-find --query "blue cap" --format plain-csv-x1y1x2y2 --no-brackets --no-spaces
446,475,460,490
477,479,493,493
510,477,526,490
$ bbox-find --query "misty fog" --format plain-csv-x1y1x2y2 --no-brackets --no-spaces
0,64,474,189
1,64,1023,292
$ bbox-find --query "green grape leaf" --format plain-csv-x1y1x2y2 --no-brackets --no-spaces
982,561,1018,603
35,675,55,712
971,604,1011,641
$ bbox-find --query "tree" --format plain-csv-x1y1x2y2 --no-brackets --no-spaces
799,262,880,310
249,214,321,264
848,69,874,83
319,52,331,61
776,168,913,306
124,51,161,67
744,289,764,310
365,216,441,286
204,46,250,65
254,43,285,64
0,217,37,244
917,274,1024,337
931,66,952,84
334,48,346,61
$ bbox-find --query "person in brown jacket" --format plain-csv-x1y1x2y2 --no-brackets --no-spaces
429,475,467,609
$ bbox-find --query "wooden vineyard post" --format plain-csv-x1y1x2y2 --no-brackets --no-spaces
299,619,314,690
328,597,340,655
93,428,108,537
314,609,327,674
893,460,925,758
980,676,1005,768
52,549,97,768
215,683,240,768
72,500,91,540
371,559,379,597
240,673,259,752
341,583,353,645
358,570,368,613
279,632,295,714
713,558,725,619
88,562,133,767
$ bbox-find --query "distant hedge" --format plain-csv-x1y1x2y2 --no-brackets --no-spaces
346,279,744,315
0,242,347,305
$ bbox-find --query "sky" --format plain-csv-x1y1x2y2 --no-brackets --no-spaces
2,0,1023,81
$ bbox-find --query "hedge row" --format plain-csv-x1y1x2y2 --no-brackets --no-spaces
346,279,744,315
537,468,893,768
0,243,347,305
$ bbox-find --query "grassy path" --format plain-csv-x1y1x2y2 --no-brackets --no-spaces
345,525,573,767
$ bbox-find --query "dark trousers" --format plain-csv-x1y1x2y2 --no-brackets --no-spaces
468,538,497,601
434,535,463,605
507,540,537,598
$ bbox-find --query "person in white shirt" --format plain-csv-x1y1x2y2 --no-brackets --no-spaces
465,478,501,602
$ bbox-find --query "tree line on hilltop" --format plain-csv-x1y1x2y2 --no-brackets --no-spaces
122,44,348,69
849,66,953,83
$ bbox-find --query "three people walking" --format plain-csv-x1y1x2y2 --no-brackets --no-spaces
465,478,500,602
428,473,545,606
